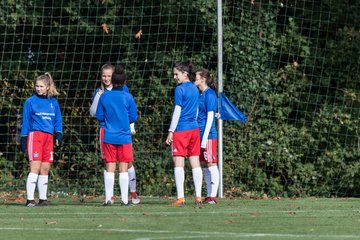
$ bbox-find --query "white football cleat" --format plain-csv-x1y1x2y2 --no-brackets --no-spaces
131,197,141,204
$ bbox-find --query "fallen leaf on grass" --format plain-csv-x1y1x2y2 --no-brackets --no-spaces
225,219,234,224
46,220,58,225
13,197,26,203
143,212,152,216
250,212,257,218
163,195,175,201
85,195,99,200
288,212,297,215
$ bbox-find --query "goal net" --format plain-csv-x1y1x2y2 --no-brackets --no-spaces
0,0,359,198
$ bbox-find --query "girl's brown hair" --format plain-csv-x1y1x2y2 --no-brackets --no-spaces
173,60,195,82
196,68,216,90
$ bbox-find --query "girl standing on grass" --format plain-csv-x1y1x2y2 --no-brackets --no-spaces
90,64,140,204
194,68,219,204
165,60,203,206
20,72,63,207
96,65,138,206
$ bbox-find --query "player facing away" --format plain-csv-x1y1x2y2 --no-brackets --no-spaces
20,72,63,207
194,69,219,204
96,65,138,206
166,60,203,206
90,63,140,204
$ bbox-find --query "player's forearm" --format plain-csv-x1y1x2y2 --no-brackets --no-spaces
169,105,181,132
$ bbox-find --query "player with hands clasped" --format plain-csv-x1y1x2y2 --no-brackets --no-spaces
90,64,140,204
96,65,138,206
166,60,203,206
20,72,63,207
194,69,219,204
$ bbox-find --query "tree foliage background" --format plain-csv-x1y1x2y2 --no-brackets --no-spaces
0,0,359,197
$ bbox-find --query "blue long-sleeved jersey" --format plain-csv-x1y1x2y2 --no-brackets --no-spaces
21,94,63,136
91,85,129,127
96,87,137,144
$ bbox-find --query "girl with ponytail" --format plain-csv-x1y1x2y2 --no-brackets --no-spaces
20,72,63,207
166,60,203,206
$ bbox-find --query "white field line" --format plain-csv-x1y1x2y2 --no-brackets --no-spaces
0,209,359,216
0,227,359,239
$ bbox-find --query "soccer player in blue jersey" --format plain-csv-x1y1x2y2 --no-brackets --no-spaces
90,64,140,204
166,60,203,206
20,72,63,207
195,69,219,204
96,65,138,206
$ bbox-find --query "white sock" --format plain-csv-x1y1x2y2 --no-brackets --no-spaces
104,172,114,202
128,166,137,193
26,173,38,200
174,167,185,199
103,169,107,197
192,167,203,198
209,166,219,197
203,167,211,197
37,175,48,200
119,172,129,204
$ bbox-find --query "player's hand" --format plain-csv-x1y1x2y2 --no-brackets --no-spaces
55,132,63,146
20,136,27,153
130,123,136,135
202,148,208,161
166,132,173,145
215,112,221,119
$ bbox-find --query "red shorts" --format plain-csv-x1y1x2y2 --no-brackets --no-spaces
103,143,134,163
27,131,54,163
99,128,106,160
200,139,218,163
172,128,200,157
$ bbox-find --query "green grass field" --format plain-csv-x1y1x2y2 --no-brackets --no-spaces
0,197,359,240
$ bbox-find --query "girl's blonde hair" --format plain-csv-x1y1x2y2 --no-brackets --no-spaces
100,63,115,90
36,72,60,96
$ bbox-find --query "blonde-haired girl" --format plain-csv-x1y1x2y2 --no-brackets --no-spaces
20,72,63,207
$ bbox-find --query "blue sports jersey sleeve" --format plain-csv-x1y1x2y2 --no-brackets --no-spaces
20,99,32,136
96,94,105,122
127,94,138,124
54,99,63,133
